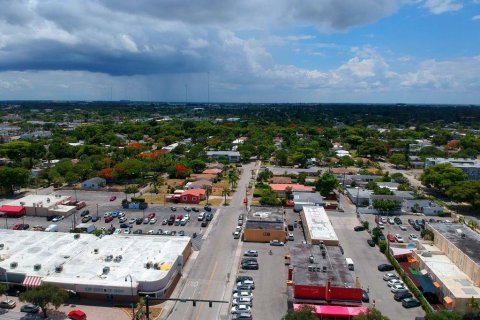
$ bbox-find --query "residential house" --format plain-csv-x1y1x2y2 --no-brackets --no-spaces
167,189,206,204
402,200,443,215
81,177,106,189
189,173,217,182
269,184,314,197
206,151,241,162
184,179,213,190
202,168,222,176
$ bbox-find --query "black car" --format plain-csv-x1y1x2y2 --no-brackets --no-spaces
394,291,413,301
92,216,99,222
46,215,56,221
80,210,89,217
192,207,199,212
82,216,92,223
242,258,258,264
204,206,212,212
241,263,259,270
170,206,177,211
378,264,394,271
354,226,365,231
339,245,344,255
201,221,208,227
362,290,369,303
408,219,415,225
367,239,375,247
402,297,420,308
20,303,39,314
135,218,143,225
412,223,421,231
120,223,130,228
378,234,386,241
206,213,213,221
133,229,143,234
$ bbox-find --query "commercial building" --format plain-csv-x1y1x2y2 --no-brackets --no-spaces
402,200,444,216
425,158,480,180
411,223,480,311
0,230,191,301
243,206,286,242
0,194,75,217
292,192,325,212
206,151,240,162
300,206,339,246
287,243,365,317
269,184,314,197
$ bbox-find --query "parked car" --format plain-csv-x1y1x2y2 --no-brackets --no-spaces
232,297,252,307
136,218,143,225
383,273,398,281
241,262,259,270
367,239,375,247
232,313,252,320
92,216,99,222
402,297,420,308
201,221,208,227
120,223,130,228
162,219,168,225
204,205,212,212
119,217,127,223
68,309,87,320
354,225,365,231
387,234,396,242
52,215,64,222
82,216,92,223
378,222,385,229
399,225,407,231
170,206,177,211
80,210,89,217
412,223,421,231
104,212,112,218
270,240,284,246
231,305,251,314
237,280,255,289
236,275,253,282
244,250,258,257
198,212,205,221
150,218,157,224
388,217,395,225
409,234,419,241
105,216,114,223
20,303,40,314
378,264,394,271
143,218,150,224
395,234,404,243
110,196,117,201
192,207,199,212
232,291,253,299
391,284,408,293
147,212,156,220
206,213,213,221
0,299,16,309
183,206,191,212
362,290,369,303
129,218,136,224
394,291,413,301
388,279,404,287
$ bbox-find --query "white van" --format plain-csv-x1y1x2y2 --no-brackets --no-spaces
346,258,354,271
45,224,58,232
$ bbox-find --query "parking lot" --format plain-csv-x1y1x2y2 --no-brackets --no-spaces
1,189,216,251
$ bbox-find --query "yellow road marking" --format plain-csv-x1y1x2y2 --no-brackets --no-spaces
195,260,218,320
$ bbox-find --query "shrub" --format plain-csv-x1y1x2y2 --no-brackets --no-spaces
378,240,387,253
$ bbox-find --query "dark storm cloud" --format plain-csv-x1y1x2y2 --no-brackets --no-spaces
0,0,398,76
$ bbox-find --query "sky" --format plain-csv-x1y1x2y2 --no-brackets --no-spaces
0,0,479,104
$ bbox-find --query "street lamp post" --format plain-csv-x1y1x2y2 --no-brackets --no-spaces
125,274,135,320
96,203,99,219
355,187,360,214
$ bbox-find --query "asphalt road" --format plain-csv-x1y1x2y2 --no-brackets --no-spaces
164,162,258,320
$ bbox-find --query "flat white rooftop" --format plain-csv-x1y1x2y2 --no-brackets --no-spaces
418,253,480,299
302,206,339,244
5,194,71,208
0,230,190,295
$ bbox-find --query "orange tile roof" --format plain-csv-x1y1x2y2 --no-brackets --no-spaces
269,184,314,192
202,168,222,175
182,189,206,197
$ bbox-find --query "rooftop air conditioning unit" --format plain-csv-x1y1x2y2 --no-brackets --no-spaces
421,251,432,257
103,266,110,274
322,266,327,273
94,249,99,254
34,264,41,271
309,255,314,263
316,267,321,272
308,266,313,271
74,234,80,239
10,262,17,269
55,265,63,273
0,244,4,250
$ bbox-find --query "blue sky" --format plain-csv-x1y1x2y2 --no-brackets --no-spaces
0,0,479,104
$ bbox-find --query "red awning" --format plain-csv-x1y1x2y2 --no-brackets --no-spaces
23,276,42,288
0,205,26,217
294,304,368,316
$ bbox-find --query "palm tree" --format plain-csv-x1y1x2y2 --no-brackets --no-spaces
222,187,231,205
204,185,212,205
228,170,239,190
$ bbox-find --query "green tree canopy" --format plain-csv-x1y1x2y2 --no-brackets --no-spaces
0,166,30,194
421,163,467,191
445,181,480,208
19,284,69,318
425,310,463,320
354,308,390,320
372,199,401,214
283,305,317,320
316,172,339,196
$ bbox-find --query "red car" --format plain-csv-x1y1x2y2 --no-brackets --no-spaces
387,233,396,242
105,216,114,223
176,214,183,220
147,212,156,220
12,224,23,230
68,309,86,320
109,196,117,201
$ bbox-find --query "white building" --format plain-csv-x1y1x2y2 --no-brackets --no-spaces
0,230,191,301
425,158,480,180
81,177,106,189
300,206,339,246
0,194,74,217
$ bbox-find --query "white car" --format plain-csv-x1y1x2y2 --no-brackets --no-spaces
231,305,251,314
104,212,112,217
123,228,131,234
184,213,190,220
237,280,255,289
383,273,398,281
381,217,387,223
119,217,127,223
149,218,157,224
52,215,64,222
148,230,155,235
399,225,407,231
388,217,395,225
117,212,125,218
232,291,252,299
387,279,404,287
395,234,404,243
128,218,136,224
378,222,385,229
409,234,419,241
113,229,122,235
391,284,407,293
287,233,294,241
